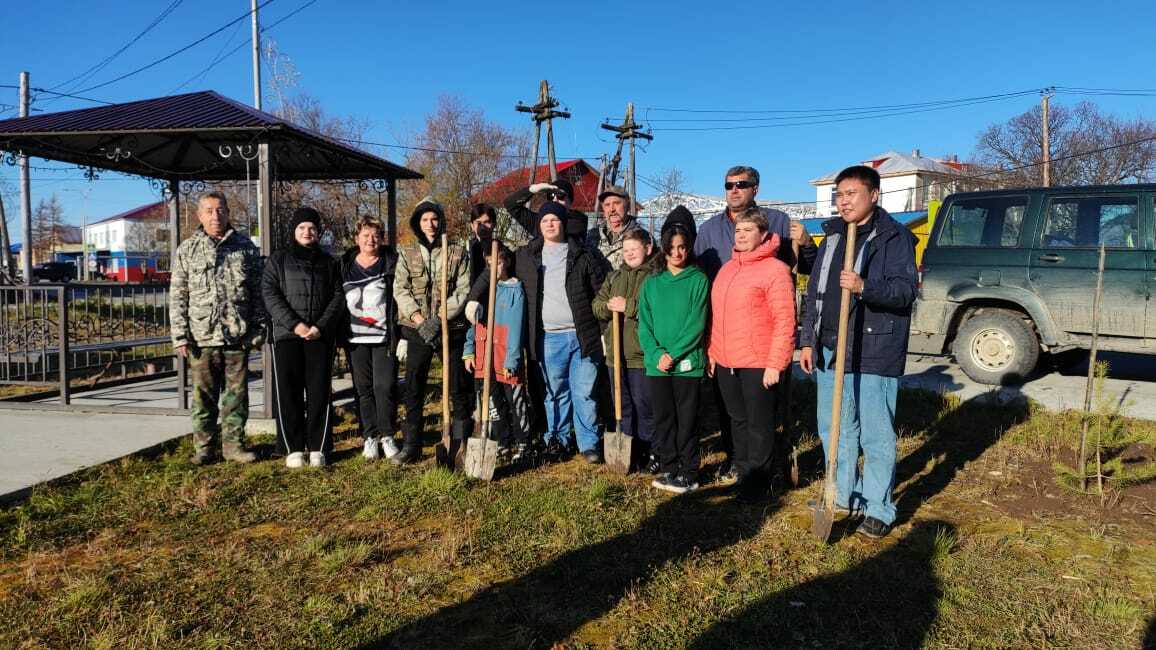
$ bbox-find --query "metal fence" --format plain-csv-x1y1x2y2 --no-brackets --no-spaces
0,283,177,405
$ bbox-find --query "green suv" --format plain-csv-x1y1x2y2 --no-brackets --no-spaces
911,185,1153,384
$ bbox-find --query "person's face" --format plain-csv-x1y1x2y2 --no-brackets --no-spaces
471,213,493,240
540,213,564,243
357,226,382,254
835,178,880,225
724,173,759,212
493,254,509,280
734,221,764,252
419,211,440,241
621,238,649,268
666,233,689,269
197,197,229,237
602,196,628,231
294,221,318,246
550,188,570,207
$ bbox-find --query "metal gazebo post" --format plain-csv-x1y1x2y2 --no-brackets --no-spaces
258,139,274,418
167,176,187,410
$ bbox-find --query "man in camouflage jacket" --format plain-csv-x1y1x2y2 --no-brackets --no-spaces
586,185,642,272
170,191,266,465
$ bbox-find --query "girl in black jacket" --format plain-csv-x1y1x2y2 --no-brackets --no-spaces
262,207,344,468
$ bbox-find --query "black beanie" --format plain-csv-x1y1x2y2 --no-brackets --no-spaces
537,200,570,224
290,207,322,231
661,205,697,240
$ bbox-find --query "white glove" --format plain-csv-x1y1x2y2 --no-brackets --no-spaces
465,300,482,325
529,182,557,194
396,338,408,363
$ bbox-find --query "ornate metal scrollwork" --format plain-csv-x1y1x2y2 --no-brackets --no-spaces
357,179,388,194
179,180,207,195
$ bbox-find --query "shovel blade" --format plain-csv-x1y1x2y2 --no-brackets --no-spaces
604,431,632,475
464,438,500,481
810,502,835,542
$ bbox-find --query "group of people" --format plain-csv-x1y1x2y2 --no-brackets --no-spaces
169,162,917,539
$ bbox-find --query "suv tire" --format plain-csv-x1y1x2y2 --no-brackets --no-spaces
952,309,1039,385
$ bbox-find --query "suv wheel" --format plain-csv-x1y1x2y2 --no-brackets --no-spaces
952,309,1039,385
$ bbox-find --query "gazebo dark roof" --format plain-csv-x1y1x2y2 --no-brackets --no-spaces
0,90,421,182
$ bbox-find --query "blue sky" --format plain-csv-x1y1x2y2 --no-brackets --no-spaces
3,0,1156,232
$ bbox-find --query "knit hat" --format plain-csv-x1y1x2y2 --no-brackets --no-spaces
661,205,697,240
566,209,589,238
537,200,570,224
290,207,322,231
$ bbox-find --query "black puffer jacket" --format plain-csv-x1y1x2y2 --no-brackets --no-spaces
262,242,344,342
515,237,606,360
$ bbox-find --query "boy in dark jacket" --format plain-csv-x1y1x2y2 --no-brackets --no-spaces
799,165,918,539
515,201,607,463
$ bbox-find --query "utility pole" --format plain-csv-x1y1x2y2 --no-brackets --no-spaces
251,0,262,111
516,80,570,183
1041,88,1053,188
600,102,653,227
19,71,31,282
251,0,274,419
0,192,13,282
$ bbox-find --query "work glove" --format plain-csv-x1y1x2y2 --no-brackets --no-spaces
465,300,482,326
245,325,267,349
529,182,557,194
396,339,408,363
417,317,440,345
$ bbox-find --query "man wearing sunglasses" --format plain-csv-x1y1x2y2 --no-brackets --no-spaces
696,165,817,485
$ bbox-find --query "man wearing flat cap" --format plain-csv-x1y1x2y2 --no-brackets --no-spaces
587,185,642,271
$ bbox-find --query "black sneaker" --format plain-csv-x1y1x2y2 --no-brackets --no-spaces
544,440,564,463
643,454,661,474
511,443,531,464
391,446,421,466
581,449,603,465
651,474,697,494
856,516,892,539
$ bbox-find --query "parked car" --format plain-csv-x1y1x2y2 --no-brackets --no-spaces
31,261,77,283
911,184,1155,385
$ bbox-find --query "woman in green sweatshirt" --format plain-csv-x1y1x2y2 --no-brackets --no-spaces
638,206,710,494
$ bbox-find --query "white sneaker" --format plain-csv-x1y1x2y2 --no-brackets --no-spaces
362,437,381,460
285,452,305,468
380,437,401,459
309,451,326,468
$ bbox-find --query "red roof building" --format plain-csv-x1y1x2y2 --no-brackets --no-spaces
473,159,602,213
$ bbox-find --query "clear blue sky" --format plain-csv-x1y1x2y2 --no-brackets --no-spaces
3,0,1156,233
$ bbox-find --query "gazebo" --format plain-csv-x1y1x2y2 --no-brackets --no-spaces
0,90,422,414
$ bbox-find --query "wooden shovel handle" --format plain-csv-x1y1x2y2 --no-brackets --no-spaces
480,239,499,430
823,223,858,509
612,312,622,422
440,233,450,427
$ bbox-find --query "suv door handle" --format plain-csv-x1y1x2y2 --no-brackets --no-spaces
1038,253,1065,263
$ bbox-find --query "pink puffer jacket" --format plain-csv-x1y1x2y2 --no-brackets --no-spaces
708,233,797,371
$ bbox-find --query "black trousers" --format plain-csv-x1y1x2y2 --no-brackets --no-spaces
401,326,473,449
271,337,335,455
716,365,778,487
648,375,701,478
349,342,398,441
710,375,734,458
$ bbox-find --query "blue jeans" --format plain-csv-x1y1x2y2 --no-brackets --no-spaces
539,331,601,452
815,347,898,525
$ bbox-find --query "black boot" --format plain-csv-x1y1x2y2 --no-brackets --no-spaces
392,446,421,465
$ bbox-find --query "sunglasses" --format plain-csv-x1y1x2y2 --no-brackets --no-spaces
725,180,757,191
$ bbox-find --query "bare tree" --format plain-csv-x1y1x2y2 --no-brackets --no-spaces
31,195,65,264
654,167,687,197
401,95,531,242
973,101,1156,187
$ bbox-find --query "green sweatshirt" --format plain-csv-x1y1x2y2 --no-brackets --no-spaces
638,265,709,378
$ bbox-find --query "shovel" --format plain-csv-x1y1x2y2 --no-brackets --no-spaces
435,233,458,469
811,223,857,542
465,240,501,481
603,312,633,474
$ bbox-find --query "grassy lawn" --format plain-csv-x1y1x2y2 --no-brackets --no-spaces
0,383,1153,648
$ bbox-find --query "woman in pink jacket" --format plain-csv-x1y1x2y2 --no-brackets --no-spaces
708,207,797,500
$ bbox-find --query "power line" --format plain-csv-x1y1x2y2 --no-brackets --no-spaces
69,0,277,96
645,89,1043,115
46,0,184,95
170,0,318,94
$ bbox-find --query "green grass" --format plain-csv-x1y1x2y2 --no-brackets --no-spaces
0,385,1153,649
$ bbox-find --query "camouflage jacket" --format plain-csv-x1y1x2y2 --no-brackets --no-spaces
586,216,642,272
170,227,266,347
393,240,470,330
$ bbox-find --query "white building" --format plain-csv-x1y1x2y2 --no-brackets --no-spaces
810,150,970,217
84,202,170,281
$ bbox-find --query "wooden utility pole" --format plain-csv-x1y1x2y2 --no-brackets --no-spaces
516,80,570,183
18,71,31,283
1041,88,1053,187
600,102,653,227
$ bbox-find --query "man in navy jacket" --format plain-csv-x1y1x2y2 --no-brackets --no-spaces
799,164,918,539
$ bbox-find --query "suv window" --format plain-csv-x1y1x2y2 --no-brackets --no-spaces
1041,196,1139,249
936,196,1027,247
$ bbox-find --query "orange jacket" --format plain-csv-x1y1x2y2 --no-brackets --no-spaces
708,233,797,371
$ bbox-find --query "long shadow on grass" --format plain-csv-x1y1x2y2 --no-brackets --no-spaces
1143,614,1155,649
688,520,953,649
363,488,781,649
892,390,1030,525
